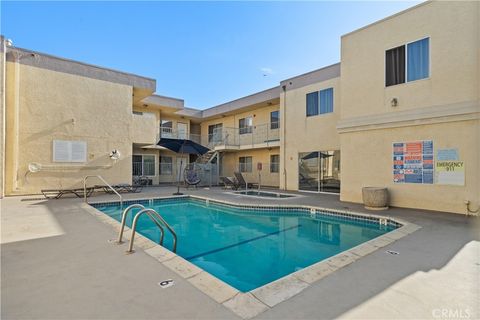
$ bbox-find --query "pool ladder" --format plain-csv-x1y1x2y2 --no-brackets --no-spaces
117,204,177,253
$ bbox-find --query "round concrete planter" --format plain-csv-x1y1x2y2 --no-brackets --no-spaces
362,187,389,210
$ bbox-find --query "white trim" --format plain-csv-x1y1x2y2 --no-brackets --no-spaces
132,153,157,177
337,100,480,133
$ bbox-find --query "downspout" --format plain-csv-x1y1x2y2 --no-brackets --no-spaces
0,37,6,197
282,84,287,190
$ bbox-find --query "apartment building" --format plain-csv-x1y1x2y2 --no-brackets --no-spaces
1,1,478,214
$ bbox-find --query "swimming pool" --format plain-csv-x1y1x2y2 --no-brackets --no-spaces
93,197,398,292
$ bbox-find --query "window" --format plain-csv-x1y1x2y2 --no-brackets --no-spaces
270,155,280,173
407,38,429,82
159,156,173,175
386,45,406,86
239,156,252,172
306,88,334,116
133,111,143,115
319,88,333,114
306,92,318,116
270,111,280,129
132,155,155,176
239,117,253,134
208,123,223,143
386,37,429,87
161,120,173,137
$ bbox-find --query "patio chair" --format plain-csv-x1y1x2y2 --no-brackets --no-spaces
234,172,256,189
220,176,239,190
95,184,143,194
184,169,201,189
41,187,95,199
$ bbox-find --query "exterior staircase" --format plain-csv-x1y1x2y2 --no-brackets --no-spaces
196,150,218,164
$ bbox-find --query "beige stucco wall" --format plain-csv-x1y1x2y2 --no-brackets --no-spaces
221,147,280,187
340,120,479,214
5,61,135,194
0,39,5,197
340,1,479,119
339,1,480,214
280,78,341,191
200,104,280,146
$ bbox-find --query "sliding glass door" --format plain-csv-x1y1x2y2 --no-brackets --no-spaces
298,150,341,193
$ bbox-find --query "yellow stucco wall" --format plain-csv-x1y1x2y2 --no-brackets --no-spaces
221,147,280,187
338,1,480,214
200,104,280,146
340,1,479,118
5,61,135,194
280,78,341,191
0,42,5,197
340,120,479,213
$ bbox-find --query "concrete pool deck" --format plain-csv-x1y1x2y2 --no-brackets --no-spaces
2,186,479,319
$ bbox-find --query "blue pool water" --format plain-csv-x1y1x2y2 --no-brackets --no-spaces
94,198,397,292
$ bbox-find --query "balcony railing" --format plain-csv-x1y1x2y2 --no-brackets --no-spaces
159,126,201,144
206,122,280,149
132,161,156,176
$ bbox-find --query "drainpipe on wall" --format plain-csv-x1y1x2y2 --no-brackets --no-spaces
0,37,6,197
282,84,287,190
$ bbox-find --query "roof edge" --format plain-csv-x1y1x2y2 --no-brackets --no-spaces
5,45,156,91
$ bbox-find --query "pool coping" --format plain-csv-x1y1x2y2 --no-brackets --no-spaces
227,190,303,200
82,195,421,319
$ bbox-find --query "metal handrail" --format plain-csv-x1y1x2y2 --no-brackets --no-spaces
117,204,166,245
127,208,177,253
83,175,123,209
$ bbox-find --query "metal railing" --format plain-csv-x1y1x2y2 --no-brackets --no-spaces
159,126,201,143
83,175,123,208
126,208,177,253
206,122,280,149
132,161,156,176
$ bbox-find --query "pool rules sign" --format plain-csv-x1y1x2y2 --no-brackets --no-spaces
393,140,434,184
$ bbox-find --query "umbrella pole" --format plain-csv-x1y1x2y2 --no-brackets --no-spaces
173,156,183,195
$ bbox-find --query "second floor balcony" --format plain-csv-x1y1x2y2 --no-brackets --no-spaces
159,126,201,144
205,122,280,150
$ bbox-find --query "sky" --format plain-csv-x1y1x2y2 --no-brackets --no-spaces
1,1,422,109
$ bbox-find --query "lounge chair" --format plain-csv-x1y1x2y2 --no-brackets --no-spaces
234,172,256,189
184,169,201,189
95,184,143,194
41,187,95,199
220,176,239,190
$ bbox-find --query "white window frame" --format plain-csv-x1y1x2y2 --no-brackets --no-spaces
133,154,156,176
239,116,253,135
239,156,253,172
384,36,431,88
159,156,173,175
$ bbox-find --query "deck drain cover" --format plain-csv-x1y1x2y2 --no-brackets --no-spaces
158,279,174,289
386,250,399,255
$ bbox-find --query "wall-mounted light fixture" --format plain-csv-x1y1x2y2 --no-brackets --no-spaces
109,149,121,160
391,98,398,107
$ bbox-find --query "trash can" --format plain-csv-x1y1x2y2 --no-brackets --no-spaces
362,187,389,210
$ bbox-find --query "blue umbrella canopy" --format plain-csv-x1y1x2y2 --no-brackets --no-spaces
157,138,210,155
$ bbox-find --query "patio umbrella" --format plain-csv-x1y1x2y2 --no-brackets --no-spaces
302,152,333,160
157,138,210,155
157,138,210,195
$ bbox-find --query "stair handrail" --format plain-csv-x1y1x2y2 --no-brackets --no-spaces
127,208,177,253
83,175,123,208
